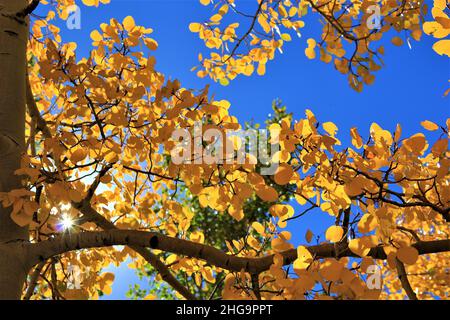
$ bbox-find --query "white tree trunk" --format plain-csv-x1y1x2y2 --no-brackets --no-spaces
0,0,30,299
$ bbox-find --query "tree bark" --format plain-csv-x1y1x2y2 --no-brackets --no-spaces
395,258,418,300
27,229,450,275
0,0,30,299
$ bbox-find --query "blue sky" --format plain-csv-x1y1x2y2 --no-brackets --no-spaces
36,0,449,299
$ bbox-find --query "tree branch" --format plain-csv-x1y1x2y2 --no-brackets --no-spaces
395,258,418,300
26,76,51,139
222,0,265,64
251,273,261,300
26,230,450,275
23,260,46,300
16,0,40,18
73,200,197,300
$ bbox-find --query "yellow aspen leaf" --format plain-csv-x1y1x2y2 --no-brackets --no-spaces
289,7,298,17
272,150,291,164
403,133,427,154
255,184,278,202
431,138,448,156
320,50,332,63
370,122,393,146
71,148,88,163
189,23,202,33
293,246,313,271
252,221,265,235
272,253,284,267
218,4,229,15
82,0,99,6
421,120,439,131
386,251,398,270
90,30,103,42
394,124,402,142
397,246,419,265
104,151,119,163
352,76,363,92
269,204,293,217
271,237,292,252
165,254,177,265
202,267,216,284
349,238,370,257
100,174,112,184
210,14,223,22
281,33,292,42
258,15,271,33
305,229,313,243
103,285,112,295
305,38,316,59
435,16,450,28
219,78,230,86
423,21,440,35
200,0,210,5
411,29,422,41
248,172,265,185
306,38,316,47
229,207,244,221
334,58,348,74
433,39,450,57
434,0,446,10
279,231,291,241
190,231,205,244
348,236,377,257
123,16,135,32
350,127,363,149
323,121,338,136
257,62,266,76
102,272,115,284
423,21,448,38
315,189,321,206
144,38,158,50
391,36,403,46
359,257,374,274
358,214,377,233
344,176,366,197
269,123,281,138
320,259,344,281
363,73,375,85
278,4,288,17
325,225,344,243
247,235,261,251
273,164,294,185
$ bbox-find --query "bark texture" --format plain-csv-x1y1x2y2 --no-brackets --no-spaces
0,0,30,299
